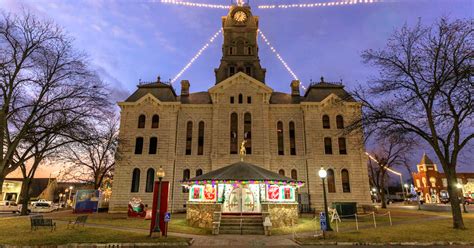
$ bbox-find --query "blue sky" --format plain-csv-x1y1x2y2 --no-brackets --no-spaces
2,0,472,177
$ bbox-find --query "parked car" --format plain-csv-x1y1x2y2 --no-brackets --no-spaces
0,201,19,213
19,202,58,214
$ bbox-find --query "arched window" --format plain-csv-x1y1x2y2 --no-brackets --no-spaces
336,115,344,129
289,121,296,155
322,115,330,129
327,169,336,193
131,168,140,192
338,137,347,155
145,168,155,192
182,169,190,193
152,115,159,128
185,121,193,155
138,115,146,128
342,169,351,192
238,94,243,104
324,137,333,154
196,169,203,177
247,96,252,104
230,96,235,104
230,113,238,154
291,169,297,180
134,137,144,154
279,169,285,176
198,121,205,155
277,121,284,155
244,113,252,154
149,137,157,154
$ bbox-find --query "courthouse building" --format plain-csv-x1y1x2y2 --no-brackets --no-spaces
109,5,371,213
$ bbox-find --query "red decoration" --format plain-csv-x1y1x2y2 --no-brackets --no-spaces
204,185,216,200
284,187,291,199
268,185,280,200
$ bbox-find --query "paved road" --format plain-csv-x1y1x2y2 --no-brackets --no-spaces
389,203,474,212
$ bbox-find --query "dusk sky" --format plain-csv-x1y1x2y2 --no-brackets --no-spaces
2,0,472,178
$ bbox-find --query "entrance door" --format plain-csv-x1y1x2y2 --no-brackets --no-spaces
222,184,260,213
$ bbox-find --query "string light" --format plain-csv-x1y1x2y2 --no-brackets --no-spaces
257,29,306,90
160,0,230,9
171,28,222,83
258,0,381,9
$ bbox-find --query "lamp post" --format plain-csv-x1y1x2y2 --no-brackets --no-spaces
404,184,409,200
65,189,69,207
371,187,377,203
318,167,332,232
456,183,468,213
59,193,63,208
153,166,166,234
68,186,74,206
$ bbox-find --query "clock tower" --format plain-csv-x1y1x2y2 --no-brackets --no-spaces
214,5,266,84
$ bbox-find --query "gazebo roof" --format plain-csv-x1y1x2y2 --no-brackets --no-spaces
184,161,301,183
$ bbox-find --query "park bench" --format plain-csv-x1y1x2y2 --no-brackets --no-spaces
30,215,56,231
68,215,88,229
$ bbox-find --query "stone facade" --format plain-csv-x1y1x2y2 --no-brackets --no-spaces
186,202,222,228
262,203,298,228
109,5,371,214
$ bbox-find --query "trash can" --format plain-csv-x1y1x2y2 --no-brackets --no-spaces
332,202,357,218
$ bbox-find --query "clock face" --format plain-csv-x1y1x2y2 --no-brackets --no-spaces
233,11,247,23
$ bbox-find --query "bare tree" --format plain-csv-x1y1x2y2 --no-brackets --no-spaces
59,114,118,189
349,18,473,229
367,135,415,208
0,11,111,213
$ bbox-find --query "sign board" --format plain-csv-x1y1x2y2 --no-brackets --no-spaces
319,212,327,231
73,190,99,213
164,212,171,222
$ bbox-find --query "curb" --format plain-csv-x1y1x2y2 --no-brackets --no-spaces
0,239,194,248
293,240,474,246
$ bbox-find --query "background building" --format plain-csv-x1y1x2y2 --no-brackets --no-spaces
109,5,371,213
412,154,474,203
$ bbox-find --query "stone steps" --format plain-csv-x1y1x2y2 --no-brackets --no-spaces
219,214,264,235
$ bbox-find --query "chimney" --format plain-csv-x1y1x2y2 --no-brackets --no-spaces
181,80,190,96
291,80,300,96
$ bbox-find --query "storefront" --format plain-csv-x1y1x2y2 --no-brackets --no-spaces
183,161,304,228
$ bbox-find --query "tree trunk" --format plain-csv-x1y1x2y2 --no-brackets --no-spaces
380,173,387,208
0,177,4,197
445,166,465,229
20,178,32,216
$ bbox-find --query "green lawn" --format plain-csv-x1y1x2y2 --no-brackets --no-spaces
272,210,430,235
45,211,211,235
296,212,474,244
0,217,191,246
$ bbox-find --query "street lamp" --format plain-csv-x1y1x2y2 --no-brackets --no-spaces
371,187,377,203
404,184,410,200
456,183,468,213
68,186,74,205
318,167,332,232
59,193,64,207
65,189,69,207
153,166,166,234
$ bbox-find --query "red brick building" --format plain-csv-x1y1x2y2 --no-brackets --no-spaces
412,154,474,203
